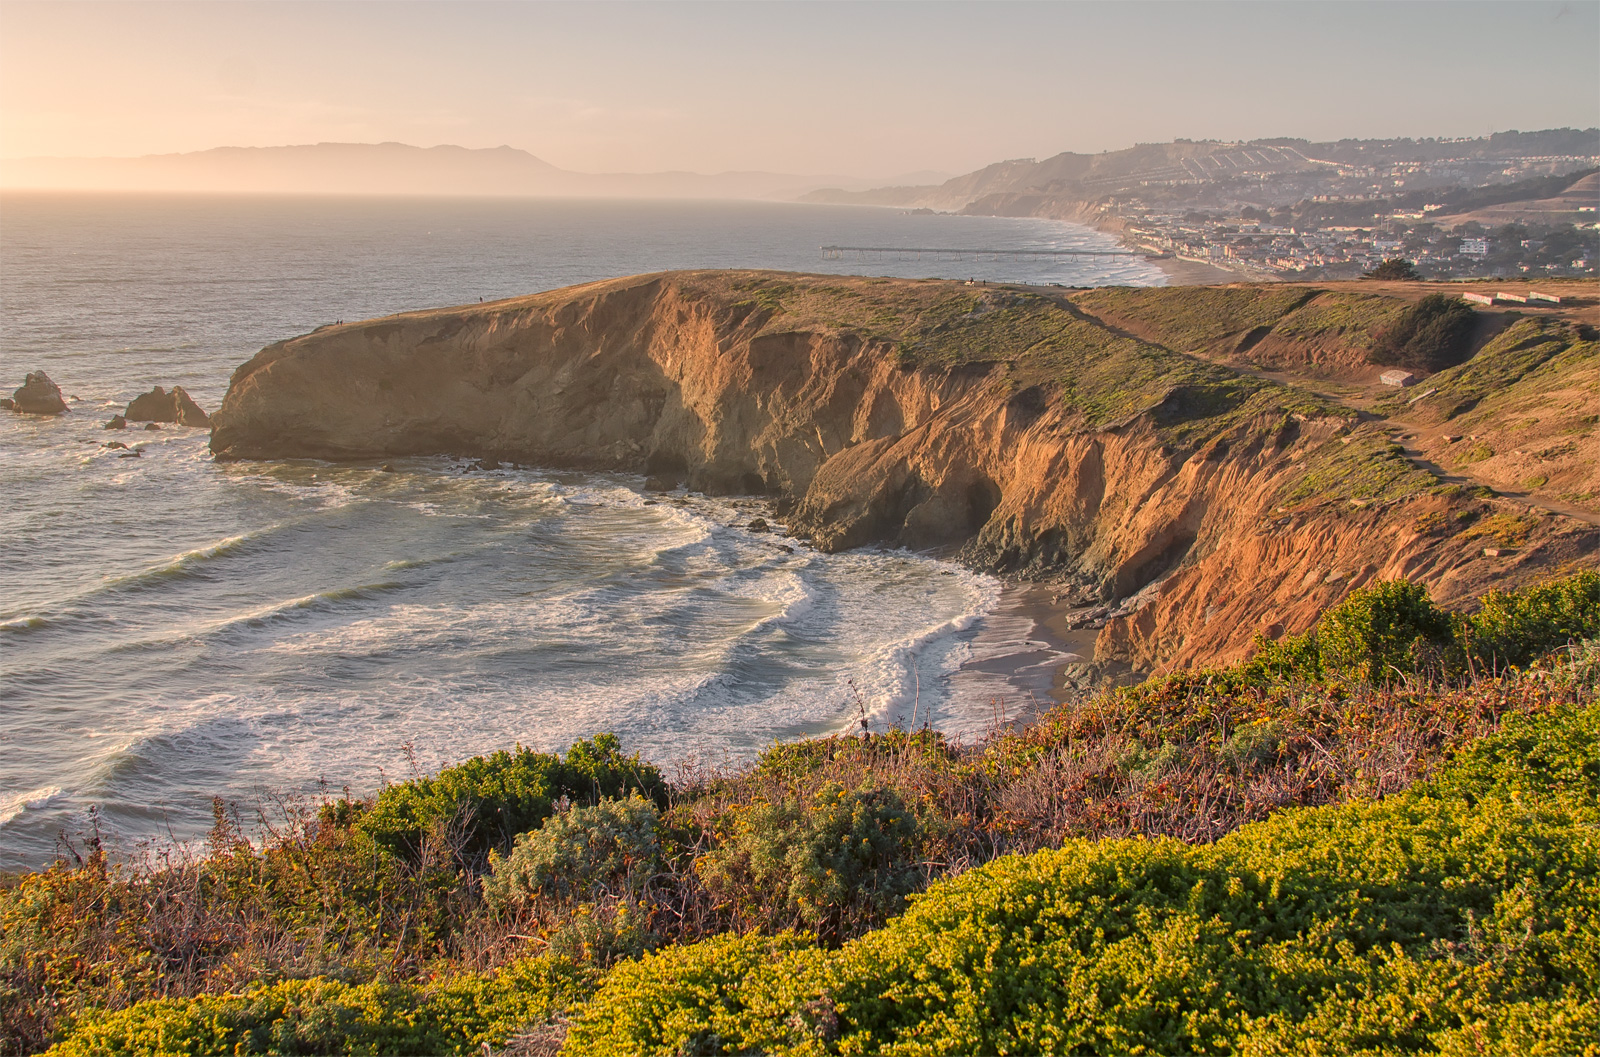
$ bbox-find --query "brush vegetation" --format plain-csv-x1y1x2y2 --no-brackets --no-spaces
1365,293,1479,372
710,276,1600,512
718,275,1336,449
3,572,1597,1056
1390,316,1599,430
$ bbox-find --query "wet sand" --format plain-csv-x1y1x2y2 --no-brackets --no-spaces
1150,255,1240,285
942,581,1102,729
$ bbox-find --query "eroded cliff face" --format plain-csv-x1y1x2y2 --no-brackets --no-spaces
211,271,1598,671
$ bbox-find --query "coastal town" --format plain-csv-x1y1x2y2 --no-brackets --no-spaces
813,130,1600,282
1116,182,1598,281
1083,144,1599,280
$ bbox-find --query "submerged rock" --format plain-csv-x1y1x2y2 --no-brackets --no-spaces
143,422,162,431
11,372,69,415
748,517,770,532
125,385,210,427
105,415,127,430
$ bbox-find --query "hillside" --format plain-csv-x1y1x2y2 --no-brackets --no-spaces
8,270,1600,1055
801,129,1600,221
210,272,1599,673
1433,170,1600,228
802,140,1326,211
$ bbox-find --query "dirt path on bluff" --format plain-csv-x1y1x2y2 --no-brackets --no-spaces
1383,422,1600,526
1221,362,1600,526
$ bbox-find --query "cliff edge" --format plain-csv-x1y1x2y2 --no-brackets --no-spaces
211,271,1599,671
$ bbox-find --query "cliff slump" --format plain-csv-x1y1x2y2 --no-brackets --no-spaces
211,271,1598,670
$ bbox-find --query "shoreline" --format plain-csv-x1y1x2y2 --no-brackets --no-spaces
964,201,1244,286
941,580,1103,730
1148,254,1240,286
1084,214,1241,285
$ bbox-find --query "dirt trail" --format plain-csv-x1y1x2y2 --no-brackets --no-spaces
1220,362,1599,527
1383,420,1600,526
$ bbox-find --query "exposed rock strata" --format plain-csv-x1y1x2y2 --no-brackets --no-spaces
211,272,1598,670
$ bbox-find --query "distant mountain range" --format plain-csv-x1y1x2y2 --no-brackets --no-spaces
0,141,948,199
801,128,1600,214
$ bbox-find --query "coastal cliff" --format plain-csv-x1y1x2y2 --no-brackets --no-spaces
211,271,1599,671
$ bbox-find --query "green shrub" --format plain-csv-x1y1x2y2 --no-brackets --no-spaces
358,735,666,860
45,979,443,1057
1367,293,1478,372
1247,573,1599,686
1315,578,1458,680
543,900,655,967
1250,578,1458,683
696,784,922,942
46,956,588,1057
1464,570,1600,671
1364,257,1421,280
1215,718,1288,771
563,702,1600,1057
561,932,821,1057
483,795,661,909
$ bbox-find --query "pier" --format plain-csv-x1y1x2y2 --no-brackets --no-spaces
821,245,1137,262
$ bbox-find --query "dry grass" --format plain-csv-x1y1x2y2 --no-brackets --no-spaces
3,655,1592,1055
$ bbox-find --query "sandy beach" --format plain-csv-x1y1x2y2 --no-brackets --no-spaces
942,581,1103,730
1149,254,1240,285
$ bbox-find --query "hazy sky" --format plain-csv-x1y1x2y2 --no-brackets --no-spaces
2,1,1597,176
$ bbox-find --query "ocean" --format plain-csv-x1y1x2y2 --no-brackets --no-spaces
0,194,1165,870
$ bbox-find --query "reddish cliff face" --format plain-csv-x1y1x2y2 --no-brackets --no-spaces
211,271,1598,671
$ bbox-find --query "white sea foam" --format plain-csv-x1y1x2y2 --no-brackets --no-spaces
0,787,68,828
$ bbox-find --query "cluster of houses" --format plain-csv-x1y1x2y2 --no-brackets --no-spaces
1121,211,1595,281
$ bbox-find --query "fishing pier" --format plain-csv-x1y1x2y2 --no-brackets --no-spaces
820,245,1137,262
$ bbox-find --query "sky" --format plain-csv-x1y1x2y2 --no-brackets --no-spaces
2,0,1597,178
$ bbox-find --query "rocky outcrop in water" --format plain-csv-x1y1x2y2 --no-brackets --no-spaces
125,385,210,427
10,372,69,415
210,271,1598,671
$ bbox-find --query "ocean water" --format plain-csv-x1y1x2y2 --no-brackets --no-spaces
0,194,1164,869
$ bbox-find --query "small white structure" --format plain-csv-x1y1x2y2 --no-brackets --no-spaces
1381,369,1416,387
1496,292,1528,304
1463,292,1495,306
1529,291,1562,304
1460,238,1490,256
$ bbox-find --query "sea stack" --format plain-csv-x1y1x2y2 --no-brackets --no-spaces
10,371,69,415
124,385,211,427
